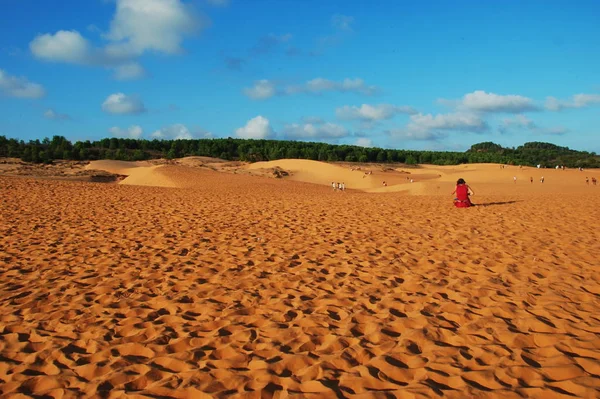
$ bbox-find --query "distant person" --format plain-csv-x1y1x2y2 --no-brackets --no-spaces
452,178,474,208
513,176,517,184
341,182,345,191
541,176,545,183
530,177,533,184
337,182,342,191
332,182,336,191
592,177,597,185
586,177,589,185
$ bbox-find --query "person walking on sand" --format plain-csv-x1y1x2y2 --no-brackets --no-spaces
541,176,545,183
586,177,589,185
513,176,517,184
530,177,533,184
341,182,345,191
332,182,336,191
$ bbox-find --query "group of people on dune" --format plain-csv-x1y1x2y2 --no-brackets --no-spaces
332,182,345,191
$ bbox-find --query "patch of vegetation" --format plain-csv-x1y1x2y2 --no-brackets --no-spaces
0,135,598,168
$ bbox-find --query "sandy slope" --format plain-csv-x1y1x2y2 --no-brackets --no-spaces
245,159,599,196
85,160,179,188
1,164,599,398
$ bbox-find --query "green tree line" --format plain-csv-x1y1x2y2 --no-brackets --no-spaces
0,135,598,168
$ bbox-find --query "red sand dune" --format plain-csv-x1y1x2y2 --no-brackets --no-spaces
1,160,599,398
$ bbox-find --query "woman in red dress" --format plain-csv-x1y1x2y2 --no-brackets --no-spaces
452,178,474,207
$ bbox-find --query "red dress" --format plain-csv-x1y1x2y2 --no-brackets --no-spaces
454,184,472,208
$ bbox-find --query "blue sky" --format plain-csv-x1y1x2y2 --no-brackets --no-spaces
1,0,599,152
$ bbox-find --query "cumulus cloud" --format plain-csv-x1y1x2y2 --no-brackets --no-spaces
244,77,379,100
151,123,198,140
336,104,417,121
459,90,538,113
44,109,70,120
30,30,92,64
113,62,146,80
235,116,274,139
387,112,486,142
408,112,488,133
282,122,347,140
243,80,277,100
102,93,146,114
545,94,600,111
109,125,143,138
0,69,46,98
355,138,373,148
104,0,202,57
29,0,204,79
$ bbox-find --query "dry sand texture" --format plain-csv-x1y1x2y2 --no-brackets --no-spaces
1,161,600,398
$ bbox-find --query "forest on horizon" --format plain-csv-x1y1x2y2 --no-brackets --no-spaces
0,135,599,169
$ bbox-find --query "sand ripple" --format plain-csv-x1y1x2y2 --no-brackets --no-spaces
1,171,599,398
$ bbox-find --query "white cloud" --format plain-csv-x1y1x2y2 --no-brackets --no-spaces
150,123,211,139
355,138,373,148
44,109,70,120
29,0,204,79
102,93,146,114
336,104,417,121
459,90,538,113
332,14,354,31
113,62,146,80
545,94,600,111
245,77,379,99
30,30,92,64
387,112,486,142
0,69,45,98
408,112,488,133
235,116,274,139
502,114,536,129
243,79,276,100
283,122,347,140
110,125,143,138
105,0,202,57
151,123,194,140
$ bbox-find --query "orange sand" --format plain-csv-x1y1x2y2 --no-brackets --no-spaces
1,160,599,398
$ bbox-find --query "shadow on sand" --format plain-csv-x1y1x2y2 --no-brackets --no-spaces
475,200,523,207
